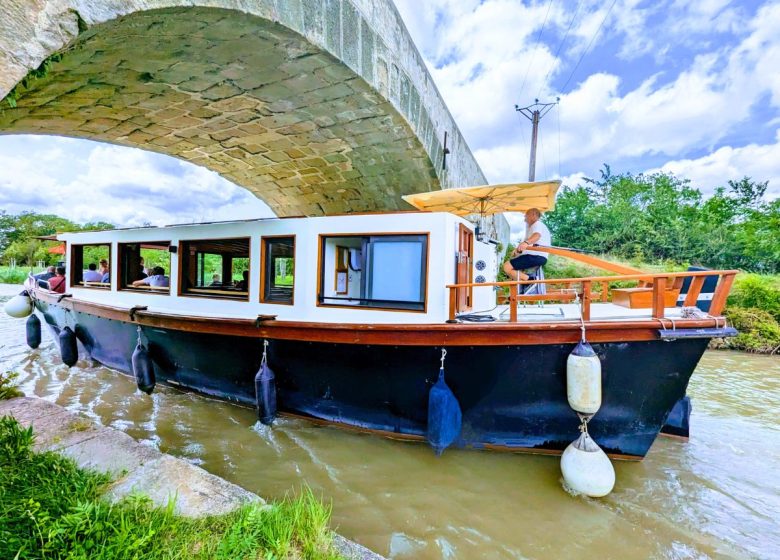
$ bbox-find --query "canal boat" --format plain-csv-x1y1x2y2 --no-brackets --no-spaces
16,181,737,460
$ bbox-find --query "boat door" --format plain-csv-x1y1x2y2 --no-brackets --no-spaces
456,224,473,312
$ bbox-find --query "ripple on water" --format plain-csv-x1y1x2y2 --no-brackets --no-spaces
1,284,779,559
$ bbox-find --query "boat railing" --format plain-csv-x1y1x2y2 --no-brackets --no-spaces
445,269,738,323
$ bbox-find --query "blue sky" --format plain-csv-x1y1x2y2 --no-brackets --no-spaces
1,0,779,229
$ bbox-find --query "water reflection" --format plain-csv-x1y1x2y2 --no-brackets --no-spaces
1,285,778,559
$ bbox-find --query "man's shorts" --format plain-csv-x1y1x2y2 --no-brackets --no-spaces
509,254,547,271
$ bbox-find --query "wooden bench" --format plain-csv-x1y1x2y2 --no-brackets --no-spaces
612,287,679,309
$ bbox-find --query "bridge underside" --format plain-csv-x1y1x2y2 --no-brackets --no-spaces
0,7,440,216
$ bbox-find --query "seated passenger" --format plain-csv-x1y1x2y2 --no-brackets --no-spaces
132,266,169,288
99,259,109,277
502,208,551,281
235,270,249,291
49,267,67,293
36,266,56,288
209,274,222,287
101,271,110,283
35,266,56,282
83,263,103,282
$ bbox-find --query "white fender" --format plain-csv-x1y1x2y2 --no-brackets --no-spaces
567,340,602,415
561,432,615,497
4,293,33,318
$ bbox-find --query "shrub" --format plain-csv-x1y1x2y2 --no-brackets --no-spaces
714,307,780,354
0,371,24,400
728,274,780,322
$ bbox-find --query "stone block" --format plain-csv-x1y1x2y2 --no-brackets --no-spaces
106,454,262,517
278,0,303,30
360,19,375,84
78,117,122,133
324,0,342,57
302,0,325,41
201,82,242,101
341,2,361,73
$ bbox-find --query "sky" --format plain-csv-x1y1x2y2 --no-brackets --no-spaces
1,0,779,231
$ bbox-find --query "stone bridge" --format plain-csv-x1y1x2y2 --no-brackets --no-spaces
1,0,503,226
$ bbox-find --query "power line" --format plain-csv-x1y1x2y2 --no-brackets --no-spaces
560,0,618,93
518,0,555,104
538,0,584,98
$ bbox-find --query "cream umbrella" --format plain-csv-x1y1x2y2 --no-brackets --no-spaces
402,180,561,217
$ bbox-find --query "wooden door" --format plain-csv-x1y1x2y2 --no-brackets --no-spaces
456,224,473,312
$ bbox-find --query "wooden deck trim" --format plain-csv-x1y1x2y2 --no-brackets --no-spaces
32,288,727,347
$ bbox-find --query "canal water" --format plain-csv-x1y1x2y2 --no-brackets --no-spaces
1,285,778,559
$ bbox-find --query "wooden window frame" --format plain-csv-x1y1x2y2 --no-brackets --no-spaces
70,242,112,290
259,235,296,306
117,241,172,296
177,236,252,301
316,232,430,314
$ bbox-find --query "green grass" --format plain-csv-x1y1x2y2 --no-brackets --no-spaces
0,416,345,559
0,371,24,400
0,265,32,284
275,274,294,286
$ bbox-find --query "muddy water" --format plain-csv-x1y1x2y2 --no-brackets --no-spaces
1,284,778,559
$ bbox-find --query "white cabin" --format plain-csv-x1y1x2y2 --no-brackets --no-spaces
57,212,500,325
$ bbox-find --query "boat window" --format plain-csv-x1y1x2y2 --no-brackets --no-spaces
180,238,250,300
71,243,111,290
261,236,294,305
318,234,428,311
118,241,171,295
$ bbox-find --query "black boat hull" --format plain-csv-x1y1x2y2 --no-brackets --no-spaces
36,299,708,459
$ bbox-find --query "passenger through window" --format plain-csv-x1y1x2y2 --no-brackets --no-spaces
118,242,171,294
180,238,250,300
71,244,111,289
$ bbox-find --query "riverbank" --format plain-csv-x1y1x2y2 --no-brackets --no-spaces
0,394,382,560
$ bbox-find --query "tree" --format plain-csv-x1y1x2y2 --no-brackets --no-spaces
545,167,777,272
0,212,115,266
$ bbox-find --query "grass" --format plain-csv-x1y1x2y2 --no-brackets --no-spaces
0,416,345,559
0,371,24,400
0,265,32,284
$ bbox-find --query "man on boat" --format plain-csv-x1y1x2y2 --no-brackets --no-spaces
83,263,103,282
502,208,551,281
48,267,66,293
131,266,169,288
34,266,56,282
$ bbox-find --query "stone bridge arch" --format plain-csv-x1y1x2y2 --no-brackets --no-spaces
0,0,490,218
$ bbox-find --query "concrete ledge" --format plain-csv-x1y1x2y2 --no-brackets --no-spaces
1,397,385,560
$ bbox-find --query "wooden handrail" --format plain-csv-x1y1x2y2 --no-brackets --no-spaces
447,269,738,324
445,269,739,289
530,245,646,276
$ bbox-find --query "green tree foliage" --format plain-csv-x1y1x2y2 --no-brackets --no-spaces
0,212,114,266
545,166,779,272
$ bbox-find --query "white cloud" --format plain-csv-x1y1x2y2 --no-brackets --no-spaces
393,0,780,192
0,136,273,227
651,129,780,197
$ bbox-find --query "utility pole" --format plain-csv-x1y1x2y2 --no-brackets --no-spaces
515,98,558,181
